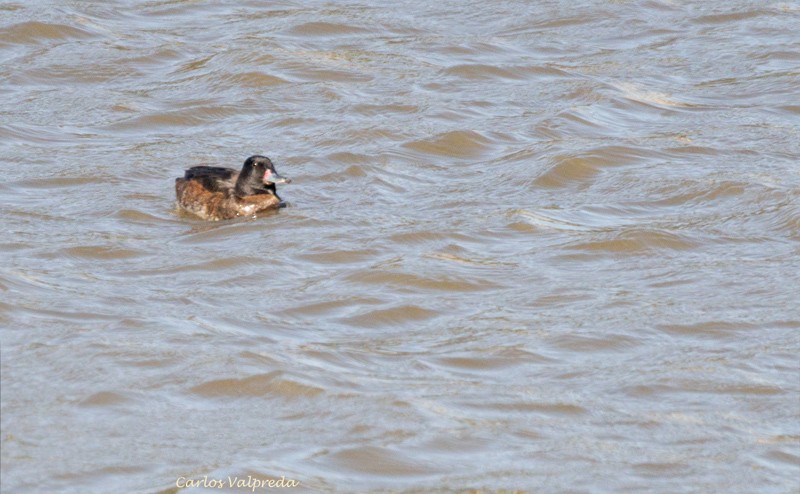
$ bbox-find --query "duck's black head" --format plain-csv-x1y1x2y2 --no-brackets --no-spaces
235,155,291,197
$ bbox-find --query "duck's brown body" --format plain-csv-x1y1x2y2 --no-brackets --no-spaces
175,178,281,221
175,156,290,221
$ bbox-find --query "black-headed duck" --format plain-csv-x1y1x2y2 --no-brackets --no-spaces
175,155,291,221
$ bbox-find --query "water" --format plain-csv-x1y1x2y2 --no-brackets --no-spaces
1,1,799,492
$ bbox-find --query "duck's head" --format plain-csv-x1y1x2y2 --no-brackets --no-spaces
235,155,291,196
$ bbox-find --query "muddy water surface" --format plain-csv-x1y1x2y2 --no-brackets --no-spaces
1,1,799,492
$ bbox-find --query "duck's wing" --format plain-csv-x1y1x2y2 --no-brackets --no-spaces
183,166,238,193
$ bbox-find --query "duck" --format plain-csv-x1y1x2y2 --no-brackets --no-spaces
175,155,291,221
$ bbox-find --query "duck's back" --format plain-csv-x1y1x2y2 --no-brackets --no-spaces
182,166,238,192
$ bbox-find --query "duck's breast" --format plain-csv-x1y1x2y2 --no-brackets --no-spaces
237,193,282,215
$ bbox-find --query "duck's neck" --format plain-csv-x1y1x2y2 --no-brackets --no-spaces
235,178,278,199
235,181,256,197
234,168,260,197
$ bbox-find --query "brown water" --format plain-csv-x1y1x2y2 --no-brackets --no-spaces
1,1,799,492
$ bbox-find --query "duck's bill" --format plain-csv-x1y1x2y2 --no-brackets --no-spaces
264,170,291,184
